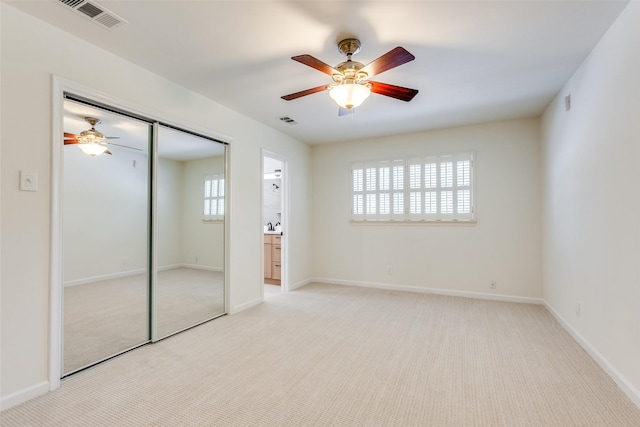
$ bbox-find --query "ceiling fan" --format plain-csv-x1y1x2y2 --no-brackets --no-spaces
64,117,141,157
281,38,419,115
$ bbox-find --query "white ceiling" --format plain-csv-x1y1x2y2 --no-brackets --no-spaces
10,0,629,145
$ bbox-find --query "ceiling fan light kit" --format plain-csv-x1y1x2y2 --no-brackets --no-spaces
327,39,371,109
77,141,109,157
74,117,109,156
282,38,418,113
329,83,371,110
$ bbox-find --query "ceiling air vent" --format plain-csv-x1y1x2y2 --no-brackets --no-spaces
55,0,127,29
279,116,298,125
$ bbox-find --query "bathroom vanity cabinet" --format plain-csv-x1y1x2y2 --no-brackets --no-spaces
264,234,282,284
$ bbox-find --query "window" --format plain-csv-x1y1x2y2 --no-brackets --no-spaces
351,153,474,222
203,174,225,220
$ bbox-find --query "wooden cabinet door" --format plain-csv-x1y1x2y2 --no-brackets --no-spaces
271,244,281,262
264,242,272,278
272,262,281,280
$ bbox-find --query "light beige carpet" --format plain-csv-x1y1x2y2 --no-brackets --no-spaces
64,267,225,373
3,283,640,426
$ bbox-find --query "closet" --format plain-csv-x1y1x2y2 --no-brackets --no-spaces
61,96,227,375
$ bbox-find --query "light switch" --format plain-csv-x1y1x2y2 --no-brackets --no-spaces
19,171,38,192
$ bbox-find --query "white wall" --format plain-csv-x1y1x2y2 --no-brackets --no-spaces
63,148,209,283
157,157,185,268
311,118,542,300
63,145,149,283
0,3,312,406
541,2,640,404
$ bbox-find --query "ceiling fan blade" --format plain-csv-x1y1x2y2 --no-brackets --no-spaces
281,85,329,101
361,47,415,78
292,55,341,76
105,150,113,155
369,81,419,102
64,132,79,144
105,136,120,139
106,142,143,151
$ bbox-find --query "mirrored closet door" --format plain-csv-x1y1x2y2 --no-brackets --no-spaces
62,98,227,376
155,125,226,339
62,100,152,375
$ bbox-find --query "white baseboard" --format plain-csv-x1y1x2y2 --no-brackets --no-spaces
64,264,222,287
544,301,640,408
64,268,146,287
310,277,543,305
157,263,182,272
0,381,49,411
229,297,263,314
179,264,223,272
288,278,312,291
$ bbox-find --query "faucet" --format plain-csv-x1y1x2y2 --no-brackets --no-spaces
267,222,273,231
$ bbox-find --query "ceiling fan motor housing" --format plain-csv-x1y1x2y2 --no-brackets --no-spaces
337,38,361,56
79,117,106,141
334,39,368,84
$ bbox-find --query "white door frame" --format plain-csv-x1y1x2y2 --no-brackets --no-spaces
261,150,289,294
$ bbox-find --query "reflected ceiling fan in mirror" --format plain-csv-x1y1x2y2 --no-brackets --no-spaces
281,38,419,115
64,117,141,157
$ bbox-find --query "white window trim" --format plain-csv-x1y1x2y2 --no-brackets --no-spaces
351,152,475,223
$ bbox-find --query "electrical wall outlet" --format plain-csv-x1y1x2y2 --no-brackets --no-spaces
387,266,393,275
490,280,497,289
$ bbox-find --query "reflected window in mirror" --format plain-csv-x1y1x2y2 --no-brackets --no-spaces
203,174,225,221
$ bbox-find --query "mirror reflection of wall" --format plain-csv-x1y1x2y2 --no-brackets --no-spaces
156,125,226,339
263,157,282,230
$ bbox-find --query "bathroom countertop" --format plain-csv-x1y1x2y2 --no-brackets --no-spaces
264,231,283,235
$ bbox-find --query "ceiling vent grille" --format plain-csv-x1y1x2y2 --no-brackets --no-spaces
279,116,298,125
55,0,127,29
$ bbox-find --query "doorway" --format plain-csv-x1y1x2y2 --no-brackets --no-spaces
262,152,288,295
60,96,227,376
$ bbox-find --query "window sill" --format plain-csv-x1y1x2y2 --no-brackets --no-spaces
202,219,224,224
350,219,476,226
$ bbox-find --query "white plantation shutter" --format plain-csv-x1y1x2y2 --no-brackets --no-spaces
455,157,473,220
387,162,400,219
351,153,474,222
378,164,390,217
351,160,405,221
364,164,377,216
389,160,405,220
407,158,422,220
203,174,225,220
421,153,474,222
439,159,455,220
352,165,365,220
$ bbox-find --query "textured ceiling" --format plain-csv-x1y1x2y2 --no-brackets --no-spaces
7,0,630,144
